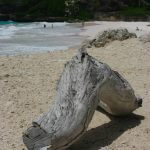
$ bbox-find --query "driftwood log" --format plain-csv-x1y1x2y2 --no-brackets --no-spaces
23,48,112,150
23,48,142,150
98,70,142,116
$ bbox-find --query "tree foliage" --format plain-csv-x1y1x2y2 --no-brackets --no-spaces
25,0,66,17
65,0,80,17
0,0,150,19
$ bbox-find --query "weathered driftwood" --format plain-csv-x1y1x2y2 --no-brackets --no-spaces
98,70,142,116
23,48,112,150
23,47,142,150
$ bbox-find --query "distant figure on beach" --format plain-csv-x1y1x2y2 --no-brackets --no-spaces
52,24,54,29
82,21,85,27
136,27,142,31
136,27,139,31
44,24,46,28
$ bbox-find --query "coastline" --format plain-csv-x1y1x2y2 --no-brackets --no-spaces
0,21,86,56
0,22,150,150
0,21,149,56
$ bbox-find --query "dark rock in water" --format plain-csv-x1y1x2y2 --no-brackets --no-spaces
83,29,137,48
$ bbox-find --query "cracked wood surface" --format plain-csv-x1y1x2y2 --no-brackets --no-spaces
23,48,142,150
98,70,142,116
23,48,111,150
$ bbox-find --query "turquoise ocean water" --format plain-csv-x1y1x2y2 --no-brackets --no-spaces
0,21,85,55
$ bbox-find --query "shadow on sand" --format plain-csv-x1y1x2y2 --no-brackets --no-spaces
68,107,144,150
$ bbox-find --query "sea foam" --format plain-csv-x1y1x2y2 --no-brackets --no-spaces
0,21,84,55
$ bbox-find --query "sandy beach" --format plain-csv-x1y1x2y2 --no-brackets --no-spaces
0,22,150,150
80,21,150,38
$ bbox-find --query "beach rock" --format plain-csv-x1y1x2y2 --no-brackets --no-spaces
87,29,137,48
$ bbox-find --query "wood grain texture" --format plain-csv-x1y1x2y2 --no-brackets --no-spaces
23,48,142,150
98,70,142,116
23,48,111,150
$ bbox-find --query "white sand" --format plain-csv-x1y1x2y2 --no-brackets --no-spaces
80,21,150,39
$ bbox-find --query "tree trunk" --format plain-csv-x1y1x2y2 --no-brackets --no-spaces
23,48,112,150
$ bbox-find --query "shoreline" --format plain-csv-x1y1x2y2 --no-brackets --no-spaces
0,21,87,56
0,21,150,56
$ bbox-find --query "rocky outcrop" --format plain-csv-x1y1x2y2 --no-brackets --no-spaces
83,29,137,48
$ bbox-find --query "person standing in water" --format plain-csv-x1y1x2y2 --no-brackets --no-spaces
82,21,85,27
43,23,54,29
44,24,46,28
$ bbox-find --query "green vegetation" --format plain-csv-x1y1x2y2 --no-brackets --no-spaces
77,10,93,20
65,0,94,20
26,0,65,17
17,0,65,17
0,0,150,21
120,6,150,17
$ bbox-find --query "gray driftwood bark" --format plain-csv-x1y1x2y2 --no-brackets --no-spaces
23,48,112,150
98,70,142,116
23,48,142,150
